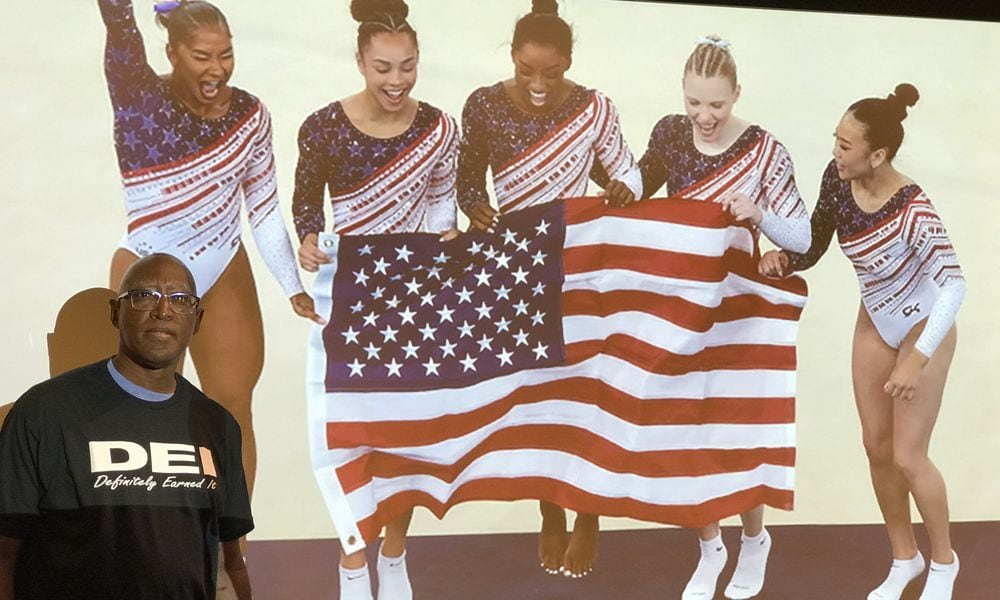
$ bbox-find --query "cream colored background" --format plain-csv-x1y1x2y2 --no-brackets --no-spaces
0,1,997,540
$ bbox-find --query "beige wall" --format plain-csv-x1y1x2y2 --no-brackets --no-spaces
1,1,997,540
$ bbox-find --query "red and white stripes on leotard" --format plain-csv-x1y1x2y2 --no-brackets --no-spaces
839,188,964,351
121,103,303,297
331,114,458,236
675,131,807,221
493,92,642,214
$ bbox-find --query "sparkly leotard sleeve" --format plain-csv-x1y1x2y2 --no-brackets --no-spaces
291,101,458,237
787,161,965,355
99,0,305,298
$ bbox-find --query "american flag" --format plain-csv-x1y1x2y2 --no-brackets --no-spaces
306,197,807,553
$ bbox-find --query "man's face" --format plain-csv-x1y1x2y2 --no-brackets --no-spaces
109,256,202,371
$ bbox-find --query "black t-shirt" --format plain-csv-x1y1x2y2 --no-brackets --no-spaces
0,361,253,600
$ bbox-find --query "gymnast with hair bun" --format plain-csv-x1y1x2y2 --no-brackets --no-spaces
456,0,644,581
292,0,460,598
760,84,965,600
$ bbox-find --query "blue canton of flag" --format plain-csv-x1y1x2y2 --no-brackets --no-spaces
323,202,567,391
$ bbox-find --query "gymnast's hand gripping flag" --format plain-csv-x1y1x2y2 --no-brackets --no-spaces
306,197,807,553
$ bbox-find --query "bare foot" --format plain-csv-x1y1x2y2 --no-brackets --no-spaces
538,501,568,575
562,513,599,578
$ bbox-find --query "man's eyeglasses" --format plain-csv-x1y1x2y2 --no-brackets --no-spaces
117,289,201,314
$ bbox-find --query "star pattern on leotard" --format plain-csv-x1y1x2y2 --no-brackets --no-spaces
639,114,764,197
291,101,441,238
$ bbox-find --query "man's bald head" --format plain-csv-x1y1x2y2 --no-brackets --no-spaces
119,254,198,297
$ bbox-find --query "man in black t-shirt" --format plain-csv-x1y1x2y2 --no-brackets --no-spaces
0,254,254,600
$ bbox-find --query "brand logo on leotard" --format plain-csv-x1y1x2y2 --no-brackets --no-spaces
902,303,921,317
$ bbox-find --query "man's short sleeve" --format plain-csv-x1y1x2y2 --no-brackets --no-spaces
0,396,42,538
218,417,253,542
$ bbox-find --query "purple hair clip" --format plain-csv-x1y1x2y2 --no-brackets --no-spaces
154,1,182,14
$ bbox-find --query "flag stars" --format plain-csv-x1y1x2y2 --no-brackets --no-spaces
502,230,518,245
433,252,450,264
469,241,484,255
475,269,492,287
418,323,437,341
423,357,441,376
395,245,413,262
513,300,529,316
484,245,498,259
531,251,547,266
512,267,529,284
460,354,478,372
495,317,512,333
342,326,360,345
494,253,512,269
532,282,546,297
427,266,442,280
385,359,403,377
474,302,493,320
373,257,391,275
436,305,455,323
350,301,365,314
363,312,379,327
363,343,381,360
399,307,417,325
532,342,549,360
358,244,373,256
535,220,550,236
513,329,530,346
531,310,546,326
494,285,511,301
385,295,401,309
371,286,385,299
380,325,399,343
476,334,494,352
516,239,530,253
496,348,514,366
457,287,474,304
458,321,475,338
405,278,422,295
401,341,420,359
353,269,370,286
420,291,436,307
347,359,365,377
439,339,457,357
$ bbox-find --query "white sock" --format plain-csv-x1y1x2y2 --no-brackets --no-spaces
724,528,772,599
682,533,728,600
918,552,959,600
377,548,412,600
868,551,925,600
339,564,373,600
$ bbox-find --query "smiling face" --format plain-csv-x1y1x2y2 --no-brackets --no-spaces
511,42,570,113
167,25,234,109
110,255,202,372
682,73,740,144
832,111,885,180
357,31,418,113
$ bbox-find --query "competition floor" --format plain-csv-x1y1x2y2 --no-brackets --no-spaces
247,521,998,599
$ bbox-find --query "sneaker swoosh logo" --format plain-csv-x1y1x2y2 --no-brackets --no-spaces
346,574,366,581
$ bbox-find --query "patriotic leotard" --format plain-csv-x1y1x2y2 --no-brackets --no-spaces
639,114,811,252
292,101,458,238
787,161,965,354
99,0,303,297
457,83,642,214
